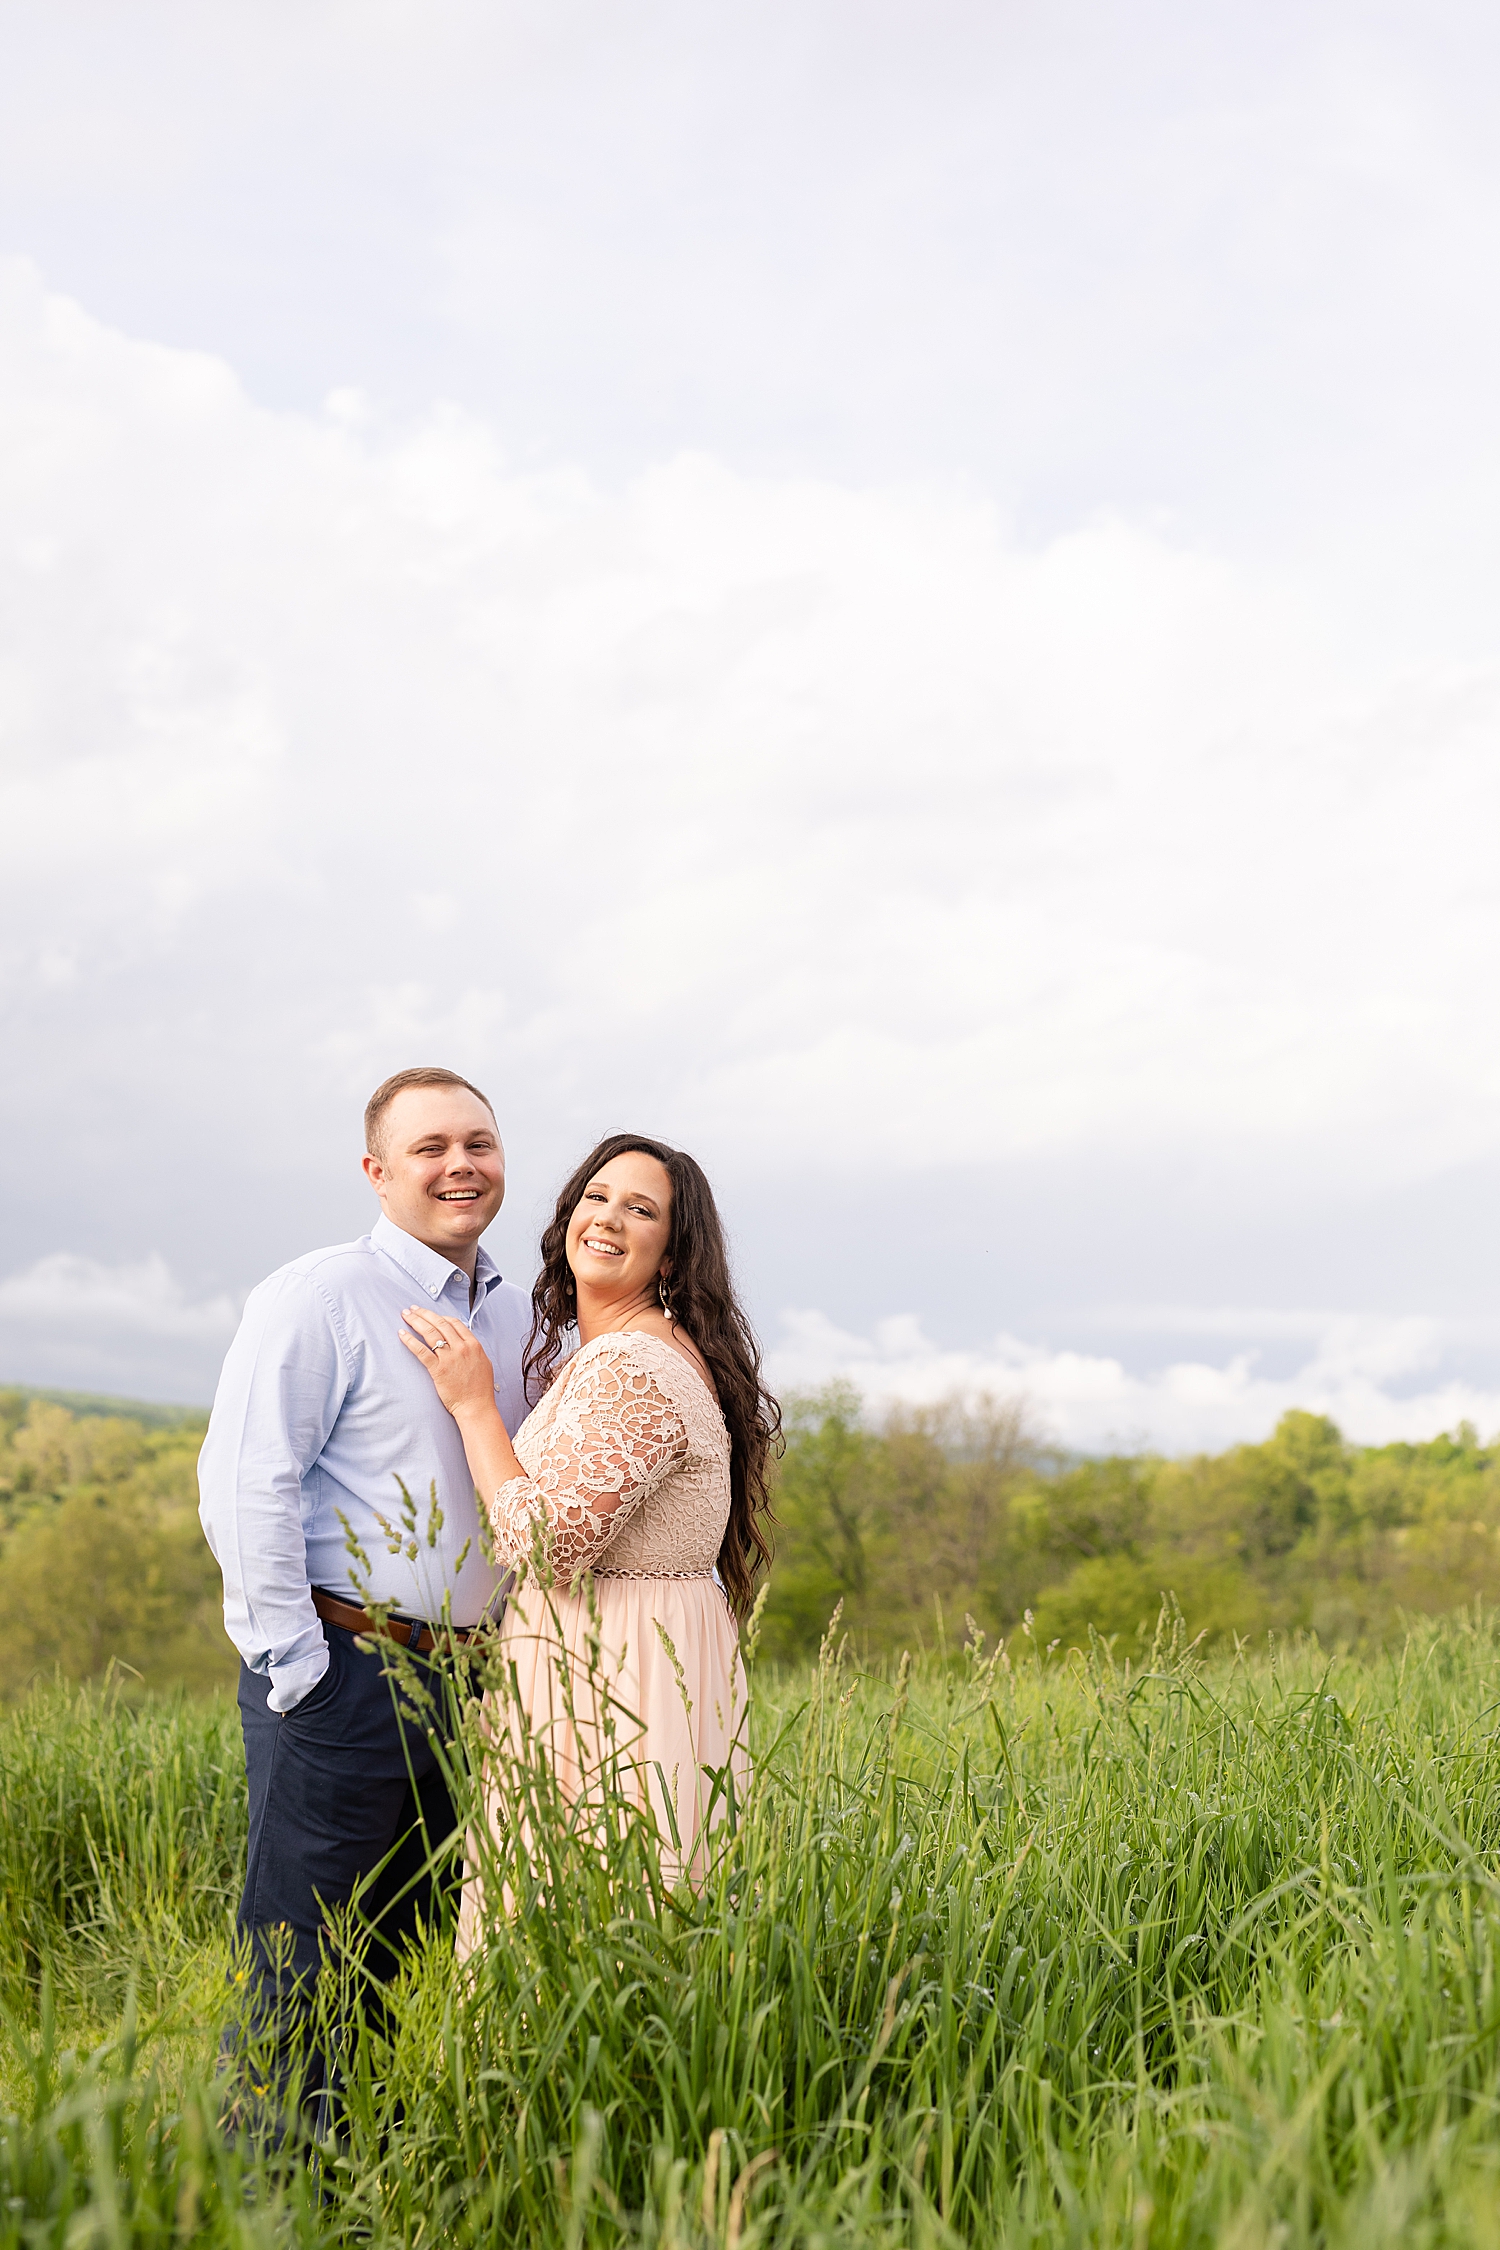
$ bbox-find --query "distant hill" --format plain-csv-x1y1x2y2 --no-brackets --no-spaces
0,1384,208,1430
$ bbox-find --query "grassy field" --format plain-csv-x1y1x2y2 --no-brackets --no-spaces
8,1608,1500,2246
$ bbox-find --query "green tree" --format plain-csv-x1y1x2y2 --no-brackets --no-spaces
0,1396,226,1698
758,1385,879,1661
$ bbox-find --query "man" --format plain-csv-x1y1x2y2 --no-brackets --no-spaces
198,1065,531,2120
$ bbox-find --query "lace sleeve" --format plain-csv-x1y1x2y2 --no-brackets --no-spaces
488,1341,688,1580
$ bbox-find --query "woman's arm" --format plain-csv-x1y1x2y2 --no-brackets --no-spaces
500,1341,686,1577
398,1304,524,1500
400,1314,688,1579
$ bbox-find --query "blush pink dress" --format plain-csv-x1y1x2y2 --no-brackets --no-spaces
456,1329,749,1956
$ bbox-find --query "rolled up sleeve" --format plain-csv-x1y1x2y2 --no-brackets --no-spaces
198,1272,351,1712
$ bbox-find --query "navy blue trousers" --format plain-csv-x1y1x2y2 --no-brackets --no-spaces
230,1617,459,2118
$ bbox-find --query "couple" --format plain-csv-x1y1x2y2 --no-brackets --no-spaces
198,1065,777,2107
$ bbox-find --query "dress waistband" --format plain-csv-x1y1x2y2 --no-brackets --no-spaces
592,1567,715,1581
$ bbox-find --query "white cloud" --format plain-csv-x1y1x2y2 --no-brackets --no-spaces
1,258,1500,1410
4,255,1500,1190
6,1241,1488,1458
7,0,1500,565
768,1308,1500,1456
0,1254,240,1400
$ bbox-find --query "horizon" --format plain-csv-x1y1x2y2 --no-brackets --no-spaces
6,1370,1496,1470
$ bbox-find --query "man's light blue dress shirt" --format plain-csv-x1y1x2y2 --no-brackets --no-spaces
198,1213,532,1712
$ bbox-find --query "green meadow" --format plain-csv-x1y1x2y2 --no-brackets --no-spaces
9,1612,1500,2244
9,1385,1500,2243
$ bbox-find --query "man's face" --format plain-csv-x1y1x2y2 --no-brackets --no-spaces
362,1087,506,1263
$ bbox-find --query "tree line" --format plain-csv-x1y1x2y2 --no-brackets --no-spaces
757,1384,1500,1661
4,1381,1500,1693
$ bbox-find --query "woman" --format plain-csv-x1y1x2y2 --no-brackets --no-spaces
398,1131,778,1941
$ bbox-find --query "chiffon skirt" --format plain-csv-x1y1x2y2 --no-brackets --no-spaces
456,1575,750,1959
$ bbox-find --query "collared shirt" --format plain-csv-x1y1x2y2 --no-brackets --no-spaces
198,1213,532,1711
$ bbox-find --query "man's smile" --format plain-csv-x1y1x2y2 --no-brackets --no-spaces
435,1188,482,1201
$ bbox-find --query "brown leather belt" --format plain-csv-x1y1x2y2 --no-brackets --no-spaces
311,1587,485,1655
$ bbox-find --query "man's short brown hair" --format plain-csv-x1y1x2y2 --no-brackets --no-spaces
364,1067,497,1160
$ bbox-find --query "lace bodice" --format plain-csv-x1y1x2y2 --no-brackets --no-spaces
488,1330,731,1583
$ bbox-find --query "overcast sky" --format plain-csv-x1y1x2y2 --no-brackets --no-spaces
3,0,1500,1449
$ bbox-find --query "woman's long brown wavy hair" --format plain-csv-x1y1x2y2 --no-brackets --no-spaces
523,1132,780,1615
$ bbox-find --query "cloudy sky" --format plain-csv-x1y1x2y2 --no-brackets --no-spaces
3,0,1500,1449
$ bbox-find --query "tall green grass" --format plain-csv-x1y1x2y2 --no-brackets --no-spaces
0,1678,243,2023
10,1609,1500,2244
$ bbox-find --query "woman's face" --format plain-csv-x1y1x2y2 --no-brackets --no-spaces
565,1150,673,1300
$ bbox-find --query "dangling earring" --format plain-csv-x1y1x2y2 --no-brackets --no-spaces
658,1273,673,1319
